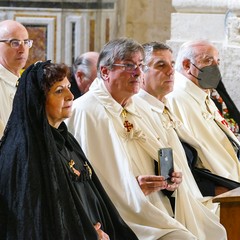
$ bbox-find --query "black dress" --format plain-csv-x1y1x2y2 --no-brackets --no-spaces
52,123,138,240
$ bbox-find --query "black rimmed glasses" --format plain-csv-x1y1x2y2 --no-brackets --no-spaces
112,63,148,73
0,39,33,48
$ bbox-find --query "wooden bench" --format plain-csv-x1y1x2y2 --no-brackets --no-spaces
213,187,240,240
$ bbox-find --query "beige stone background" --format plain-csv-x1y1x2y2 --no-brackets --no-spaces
114,0,175,44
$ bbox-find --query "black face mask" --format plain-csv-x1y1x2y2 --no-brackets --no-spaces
189,63,222,89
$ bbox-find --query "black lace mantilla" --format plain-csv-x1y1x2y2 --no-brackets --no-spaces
51,122,92,182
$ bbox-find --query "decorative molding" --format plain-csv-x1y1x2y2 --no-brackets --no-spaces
172,0,227,13
0,1,115,9
0,4,116,65
65,15,88,65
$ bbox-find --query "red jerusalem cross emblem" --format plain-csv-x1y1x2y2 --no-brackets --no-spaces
121,109,134,132
124,120,133,132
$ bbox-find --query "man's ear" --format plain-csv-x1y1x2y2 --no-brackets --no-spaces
76,71,84,82
182,59,191,72
100,66,109,80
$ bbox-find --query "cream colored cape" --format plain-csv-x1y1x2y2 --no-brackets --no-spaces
0,64,18,138
167,71,240,181
66,77,226,240
137,89,225,207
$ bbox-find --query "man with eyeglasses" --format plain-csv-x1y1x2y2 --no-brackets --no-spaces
66,37,226,239
167,40,240,186
0,19,32,138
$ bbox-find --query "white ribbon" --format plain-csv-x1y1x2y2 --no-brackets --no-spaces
120,128,146,143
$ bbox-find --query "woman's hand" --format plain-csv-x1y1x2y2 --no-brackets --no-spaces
165,171,182,191
94,222,110,240
136,175,167,195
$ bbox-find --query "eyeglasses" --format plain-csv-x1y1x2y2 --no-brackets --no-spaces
112,63,148,73
0,39,33,48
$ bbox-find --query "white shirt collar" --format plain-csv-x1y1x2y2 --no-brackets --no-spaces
90,77,142,118
0,64,19,87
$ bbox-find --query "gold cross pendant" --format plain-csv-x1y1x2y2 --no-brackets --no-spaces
69,159,80,177
121,109,127,118
69,159,75,169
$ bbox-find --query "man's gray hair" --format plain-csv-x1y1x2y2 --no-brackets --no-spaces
175,40,215,72
73,55,92,79
142,42,172,65
97,37,144,78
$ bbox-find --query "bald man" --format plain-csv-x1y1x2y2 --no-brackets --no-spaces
71,51,99,99
0,20,32,137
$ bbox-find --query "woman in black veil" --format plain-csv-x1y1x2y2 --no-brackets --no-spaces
0,61,138,240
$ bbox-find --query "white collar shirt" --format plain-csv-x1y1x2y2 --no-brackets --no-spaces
0,64,19,137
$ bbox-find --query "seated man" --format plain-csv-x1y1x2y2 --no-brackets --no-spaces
66,37,227,240
138,41,239,197
167,40,240,184
70,51,99,99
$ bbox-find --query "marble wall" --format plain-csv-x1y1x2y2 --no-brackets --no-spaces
0,0,174,63
0,0,116,67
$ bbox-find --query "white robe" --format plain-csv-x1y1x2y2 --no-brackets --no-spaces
0,64,18,138
66,77,226,240
137,89,216,197
167,71,240,182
